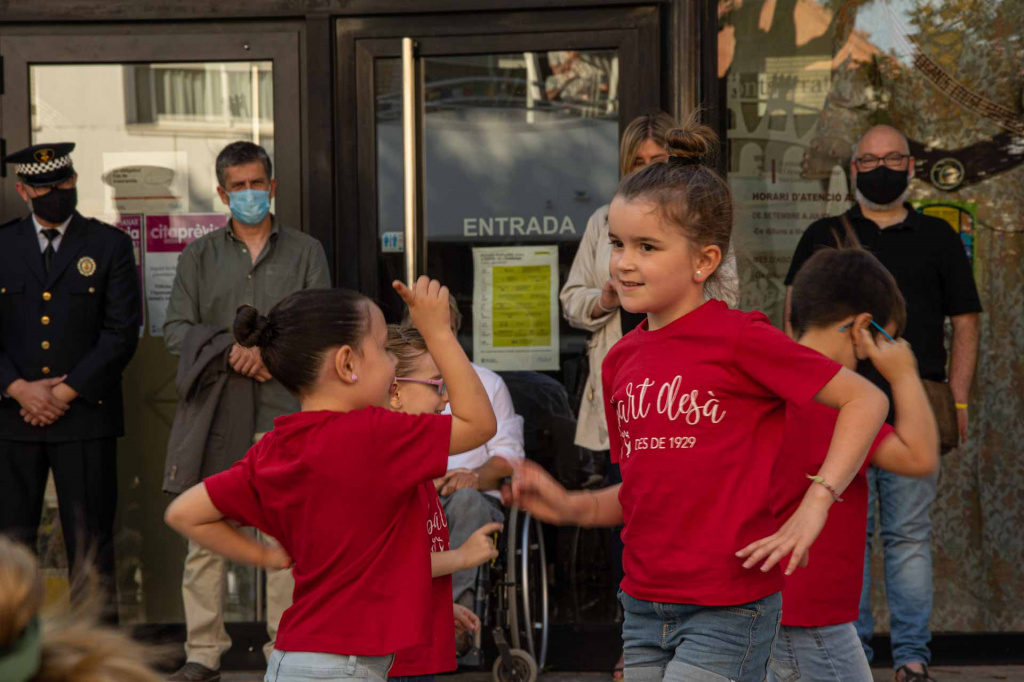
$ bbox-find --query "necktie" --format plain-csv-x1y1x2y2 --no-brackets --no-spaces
41,229,61,274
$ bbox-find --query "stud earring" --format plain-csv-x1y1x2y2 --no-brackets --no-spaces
696,270,702,278
352,374,358,381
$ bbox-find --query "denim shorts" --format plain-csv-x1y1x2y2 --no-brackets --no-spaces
768,623,873,682
265,650,394,682
619,589,782,682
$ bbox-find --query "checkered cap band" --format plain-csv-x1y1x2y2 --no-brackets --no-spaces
17,155,72,177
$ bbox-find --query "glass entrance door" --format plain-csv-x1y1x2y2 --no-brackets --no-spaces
340,6,662,663
0,28,301,627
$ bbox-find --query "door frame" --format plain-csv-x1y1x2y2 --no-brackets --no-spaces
0,25,303,232
335,6,662,296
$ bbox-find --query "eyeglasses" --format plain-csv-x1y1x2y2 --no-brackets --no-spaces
854,153,911,171
394,377,447,396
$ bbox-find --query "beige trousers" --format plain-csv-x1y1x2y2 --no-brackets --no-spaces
182,434,294,669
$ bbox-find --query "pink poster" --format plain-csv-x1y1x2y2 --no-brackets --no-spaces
113,214,145,330
144,214,228,337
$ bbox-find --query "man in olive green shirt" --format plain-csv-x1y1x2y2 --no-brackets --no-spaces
164,141,330,682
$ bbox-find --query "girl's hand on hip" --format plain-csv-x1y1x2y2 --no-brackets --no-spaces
260,544,294,570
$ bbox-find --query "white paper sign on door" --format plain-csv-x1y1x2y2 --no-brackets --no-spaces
472,246,559,371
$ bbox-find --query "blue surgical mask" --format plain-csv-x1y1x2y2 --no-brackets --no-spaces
228,189,271,225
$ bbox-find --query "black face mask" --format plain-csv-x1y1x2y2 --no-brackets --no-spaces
856,166,909,207
30,186,77,224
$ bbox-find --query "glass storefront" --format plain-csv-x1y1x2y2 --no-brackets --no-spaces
30,60,275,624
719,0,1024,632
0,1,1019,661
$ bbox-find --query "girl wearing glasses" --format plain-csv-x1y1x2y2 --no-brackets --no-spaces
164,277,497,682
387,324,503,682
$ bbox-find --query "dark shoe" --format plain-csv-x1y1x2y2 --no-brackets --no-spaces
896,664,935,682
168,662,220,682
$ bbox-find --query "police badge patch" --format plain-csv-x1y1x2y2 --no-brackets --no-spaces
78,256,97,277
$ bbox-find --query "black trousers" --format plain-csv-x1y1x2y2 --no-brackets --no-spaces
0,437,118,621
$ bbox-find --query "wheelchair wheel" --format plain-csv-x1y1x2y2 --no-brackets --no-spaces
492,648,538,682
505,507,550,670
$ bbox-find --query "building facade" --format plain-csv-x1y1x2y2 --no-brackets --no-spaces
1,0,1020,667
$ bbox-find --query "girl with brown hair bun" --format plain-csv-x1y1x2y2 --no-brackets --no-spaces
164,278,496,682
509,114,889,682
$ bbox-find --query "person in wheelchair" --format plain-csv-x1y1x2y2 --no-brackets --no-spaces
404,296,526,652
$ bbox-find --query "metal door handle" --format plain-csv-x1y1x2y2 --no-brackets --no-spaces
401,37,425,287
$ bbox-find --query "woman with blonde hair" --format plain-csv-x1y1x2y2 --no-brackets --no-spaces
0,536,163,682
558,109,738,680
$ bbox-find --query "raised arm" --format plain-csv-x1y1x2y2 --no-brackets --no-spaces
865,333,939,476
395,277,496,454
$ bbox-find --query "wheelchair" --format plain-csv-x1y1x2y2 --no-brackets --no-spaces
459,371,596,682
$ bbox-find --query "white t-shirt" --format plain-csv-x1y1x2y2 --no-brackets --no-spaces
445,364,526,496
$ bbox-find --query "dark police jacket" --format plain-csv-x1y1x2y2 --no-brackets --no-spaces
0,212,141,442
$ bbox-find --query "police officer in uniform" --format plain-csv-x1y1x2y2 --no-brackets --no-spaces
0,142,140,621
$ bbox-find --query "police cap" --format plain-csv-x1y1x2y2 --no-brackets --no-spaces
4,142,76,187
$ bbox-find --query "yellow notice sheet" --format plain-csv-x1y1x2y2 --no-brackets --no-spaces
472,246,559,371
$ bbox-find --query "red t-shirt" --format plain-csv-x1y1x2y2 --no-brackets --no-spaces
390,482,456,676
204,407,451,656
602,300,842,606
773,401,894,627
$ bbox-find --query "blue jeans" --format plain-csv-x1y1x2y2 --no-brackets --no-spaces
390,677,435,682
767,624,873,682
619,589,781,682
265,651,394,682
855,466,938,670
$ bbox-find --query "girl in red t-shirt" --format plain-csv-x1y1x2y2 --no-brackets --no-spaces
505,114,890,682
769,248,939,682
164,277,497,682
386,324,503,682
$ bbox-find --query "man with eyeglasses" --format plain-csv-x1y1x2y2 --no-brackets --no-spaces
783,125,981,682
0,142,141,624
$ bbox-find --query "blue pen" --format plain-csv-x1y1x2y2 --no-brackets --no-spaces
870,319,896,342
